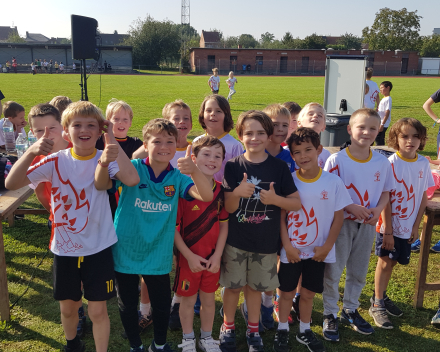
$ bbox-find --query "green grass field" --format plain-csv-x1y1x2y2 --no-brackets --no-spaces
1,73,440,352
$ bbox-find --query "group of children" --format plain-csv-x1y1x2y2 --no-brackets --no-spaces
1,85,439,352
208,69,238,101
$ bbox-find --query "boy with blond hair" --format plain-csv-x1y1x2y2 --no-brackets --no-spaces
322,108,394,342
49,96,73,116
208,68,220,94
0,101,27,148
6,101,139,352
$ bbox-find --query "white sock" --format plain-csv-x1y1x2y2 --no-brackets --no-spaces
299,320,310,333
278,321,289,331
262,292,273,308
139,302,151,317
172,294,182,306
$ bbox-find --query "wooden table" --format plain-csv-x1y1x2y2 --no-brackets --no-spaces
0,186,48,321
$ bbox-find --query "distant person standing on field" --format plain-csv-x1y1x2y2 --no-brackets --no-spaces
55,61,59,73
59,61,64,73
208,68,220,94
12,57,17,73
365,68,380,110
423,88,440,151
376,81,393,146
49,60,53,74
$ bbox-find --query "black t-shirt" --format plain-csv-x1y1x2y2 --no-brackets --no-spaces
95,135,143,159
222,154,297,254
0,90,5,100
431,89,440,103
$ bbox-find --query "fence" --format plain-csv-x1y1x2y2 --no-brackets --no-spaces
193,59,419,76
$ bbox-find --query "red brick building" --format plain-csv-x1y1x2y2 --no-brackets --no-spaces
189,48,419,76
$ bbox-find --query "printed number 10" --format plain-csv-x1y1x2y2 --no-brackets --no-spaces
106,280,114,293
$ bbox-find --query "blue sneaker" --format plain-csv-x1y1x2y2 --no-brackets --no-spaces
148,342,175,352
77,306,86,338
239,303,265,333
323,314,340,342
260,304,275,330
219,325,237,352
431,240,440,253
194,293,201,315
246,332,264,352
340,309,374,335
431,308,440,325
411,239,421,252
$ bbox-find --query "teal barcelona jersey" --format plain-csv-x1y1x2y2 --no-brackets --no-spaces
112,157,194,275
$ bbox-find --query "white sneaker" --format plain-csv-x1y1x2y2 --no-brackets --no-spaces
178,338,196,352
198,336,221,352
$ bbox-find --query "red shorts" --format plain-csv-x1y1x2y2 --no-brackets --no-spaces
174,261,220,297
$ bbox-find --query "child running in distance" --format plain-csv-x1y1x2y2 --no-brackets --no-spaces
226,72,237,101
208,68,220,94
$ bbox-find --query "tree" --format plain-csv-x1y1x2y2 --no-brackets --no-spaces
420,34,440,57
281,32,294,47
6,32,26,43
260,32,275,45
238,34,258,48
302,33,326,49
337,33,362,50
222,36,239,48
362,8,422,51
124,15,181,66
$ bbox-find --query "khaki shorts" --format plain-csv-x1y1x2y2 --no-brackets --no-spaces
220,244,279,292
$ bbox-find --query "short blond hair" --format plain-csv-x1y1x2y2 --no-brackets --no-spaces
61,101,105,128
106,100,133,120
49,96,72,115
349,108,381,126
262,104,290,121
162,99,192,121
298,103,326,123
142,118,178,142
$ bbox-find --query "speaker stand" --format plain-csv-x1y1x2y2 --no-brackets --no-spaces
79,59,88,101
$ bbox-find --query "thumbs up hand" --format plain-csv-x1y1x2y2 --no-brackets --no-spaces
102,120,117,144
177,145,197,175
260,182,277,205
30,126,54,156
232,173,255,198
100,133,119,165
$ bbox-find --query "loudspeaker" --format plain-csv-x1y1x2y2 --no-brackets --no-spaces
71,15,98,60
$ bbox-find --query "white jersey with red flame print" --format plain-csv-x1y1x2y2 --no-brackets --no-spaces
376,152,434,239
280,169,352,263
27,148,119,256
324,148,395,223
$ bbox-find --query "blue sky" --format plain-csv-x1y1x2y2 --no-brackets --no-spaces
5,1,438,40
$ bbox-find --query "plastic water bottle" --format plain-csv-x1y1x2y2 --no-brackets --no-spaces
16,133,27,158
2,118,16,153
28,130,37,146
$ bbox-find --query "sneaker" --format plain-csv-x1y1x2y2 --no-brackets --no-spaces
77,306,87,338
194,294,201,315
64,340,86,352
322,314,339,342
383,295,403,317
169,303,182,331
198,336,221,352
260,304,275,330
273,329,290,352
340,309,374,335
246,332,264,352
292,295,300,320
219,326,237,352
411,239,421,252
273,300,294,325
239,303,265,333
148,342,175,352
431,240,440,253
131,346,146,352
431,308,440,325
178,338,197,352
369,305,393,329
296,329,326,352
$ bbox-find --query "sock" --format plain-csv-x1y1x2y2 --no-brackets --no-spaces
299,320,310,333
172,294,182,306
183,331,195,340
66,335,80,349
243,299,248,313
200,329,212,339
140,302,151,317
374,297,385,307
275,293,280,301
247,322,259,335
278,321,289,331
155,342,165,350
262,292,273,308
223,321,235,330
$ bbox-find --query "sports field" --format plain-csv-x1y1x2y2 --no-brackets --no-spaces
1,73,440,351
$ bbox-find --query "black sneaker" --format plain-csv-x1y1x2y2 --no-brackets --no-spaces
273,329,290,352
130,346,146,352
369,305,393,329
148,341,175,352
246,332,264,352
296,329,325,352
384,295,403,317
169,303,182,331
340,309,374,335
322,314,339,342
64,340,85,352
219,326,237,352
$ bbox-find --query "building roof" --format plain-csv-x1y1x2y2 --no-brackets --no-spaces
0,26,18,42
100,33,129,45
323,36,340,45
201,31,220,43
25,32,50,43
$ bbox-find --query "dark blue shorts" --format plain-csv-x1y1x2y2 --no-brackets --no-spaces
375,232,412,265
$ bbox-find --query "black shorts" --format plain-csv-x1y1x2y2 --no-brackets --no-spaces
375,232,411,265
53,246,116,301
278,259,325,294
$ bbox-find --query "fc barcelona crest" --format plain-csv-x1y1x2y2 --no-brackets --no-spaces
164,185,176,197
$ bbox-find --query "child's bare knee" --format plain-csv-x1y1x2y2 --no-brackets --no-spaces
60,300,80,318
279,290,295,301
88,302,108,322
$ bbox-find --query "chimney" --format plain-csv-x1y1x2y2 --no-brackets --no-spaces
238,44,242,49
26,31,29,37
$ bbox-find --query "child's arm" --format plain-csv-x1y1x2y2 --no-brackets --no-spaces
425,156,440,165
94,133,119,190
132,145,148,160
6,127,54,190
344,203,371,221
208,77,212,89
174,228,208,273
178,145,213,202
409,191,428,244
366,191,389,225
259,183,301,211
423,97,439,123
280,209,301,263
224,173,256,213
312,209,344,262
34,184,51,212
207,220,228,273
380,201,394,250
380,110,390,131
